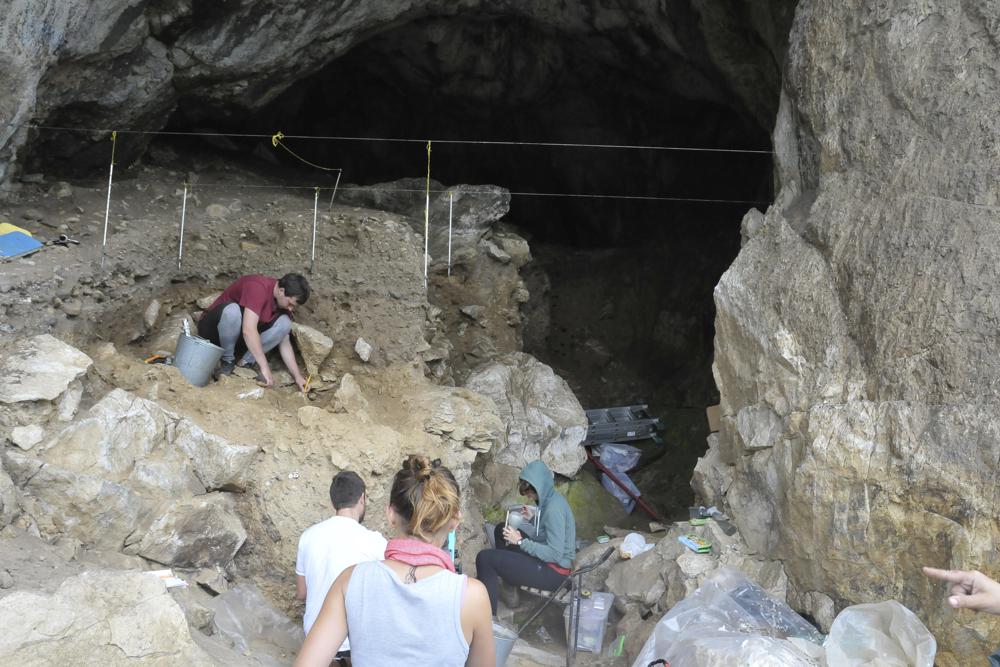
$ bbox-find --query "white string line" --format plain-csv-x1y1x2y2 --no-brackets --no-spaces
22,124,774,155
35,179,768,204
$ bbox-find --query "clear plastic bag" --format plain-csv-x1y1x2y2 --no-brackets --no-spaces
631,568,937,667
598,443,642,472
601,470,640,512
620,532,654,559
825,601,936,667
631,567,825,667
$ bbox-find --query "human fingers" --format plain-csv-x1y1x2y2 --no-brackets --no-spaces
948,590,998,612
923,567,974,588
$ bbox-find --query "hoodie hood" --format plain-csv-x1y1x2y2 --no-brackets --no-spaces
519,460,555,505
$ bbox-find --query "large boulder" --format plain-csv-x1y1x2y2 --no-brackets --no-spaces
0,335,92,434
4,383,256,557
3,449,147,551
417,385,503,454
131,494,247,569
0,570,217,665
464,352,586,476
710,1,1000,662
31,388,257,494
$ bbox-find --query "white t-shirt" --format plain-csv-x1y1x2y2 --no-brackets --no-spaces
296,516,388,645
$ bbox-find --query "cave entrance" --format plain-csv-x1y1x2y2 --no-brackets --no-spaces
161,11,785,519
25,6,793,518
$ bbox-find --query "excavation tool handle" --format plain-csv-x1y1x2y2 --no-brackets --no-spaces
576,547,615,575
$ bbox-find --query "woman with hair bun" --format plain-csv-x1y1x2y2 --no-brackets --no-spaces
295,455,496,667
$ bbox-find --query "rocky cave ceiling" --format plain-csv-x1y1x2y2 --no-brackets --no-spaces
17,0,796,246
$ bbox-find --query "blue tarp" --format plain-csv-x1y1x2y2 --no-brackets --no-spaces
0,231,43,257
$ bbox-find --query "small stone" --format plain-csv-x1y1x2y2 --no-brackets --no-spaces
460,305,483,321
144,299,161,329
21,208,43,221
194,568,230,595
0,570,13,589
484,240,512,263
61,299,83,317
239,241,260,252
206,204,227,219
11,424,45,450
354,337,373,362
52,537,80,561
64,216,80,224
196,292,222,309
234,367,257,380
50,182,73,198
20,173,44,184
292,323,333,376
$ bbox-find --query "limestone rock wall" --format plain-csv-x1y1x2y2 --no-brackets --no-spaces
707,1,1000,663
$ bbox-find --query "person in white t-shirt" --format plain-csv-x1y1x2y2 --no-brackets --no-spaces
296,470,387,660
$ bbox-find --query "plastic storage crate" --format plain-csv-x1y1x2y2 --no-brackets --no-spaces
563,591,614,653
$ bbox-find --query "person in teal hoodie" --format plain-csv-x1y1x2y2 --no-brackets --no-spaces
475,459,577,615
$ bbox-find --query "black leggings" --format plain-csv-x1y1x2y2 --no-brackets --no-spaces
476,525,566,614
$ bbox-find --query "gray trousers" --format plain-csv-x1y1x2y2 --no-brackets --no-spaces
217,302,292,363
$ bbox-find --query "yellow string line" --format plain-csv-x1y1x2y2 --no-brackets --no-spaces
271,131,342,172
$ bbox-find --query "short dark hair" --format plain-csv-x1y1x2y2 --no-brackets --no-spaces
279,273,310,304
518,480,535,497
330,471,365,509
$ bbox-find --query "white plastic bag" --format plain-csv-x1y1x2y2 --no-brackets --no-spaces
825,601,936,667
631,567,824,667
620,533,654,559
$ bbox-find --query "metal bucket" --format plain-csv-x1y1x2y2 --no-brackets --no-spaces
493,622,518,667
174,333,224,387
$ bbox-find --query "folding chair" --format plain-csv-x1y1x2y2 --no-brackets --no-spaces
515,547,615,667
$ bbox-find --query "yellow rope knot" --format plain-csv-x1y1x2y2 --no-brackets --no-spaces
270,130,340,172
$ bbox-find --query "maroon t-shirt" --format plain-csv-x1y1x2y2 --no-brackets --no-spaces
208,275,281,324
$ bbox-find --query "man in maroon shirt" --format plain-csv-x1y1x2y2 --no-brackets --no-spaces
197,273,310,391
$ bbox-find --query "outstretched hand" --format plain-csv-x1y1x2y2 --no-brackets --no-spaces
923,566,1000,615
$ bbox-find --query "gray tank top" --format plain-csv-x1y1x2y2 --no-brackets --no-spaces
345,560,470,666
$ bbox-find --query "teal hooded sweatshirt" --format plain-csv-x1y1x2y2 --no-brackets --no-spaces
518,460,576,569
